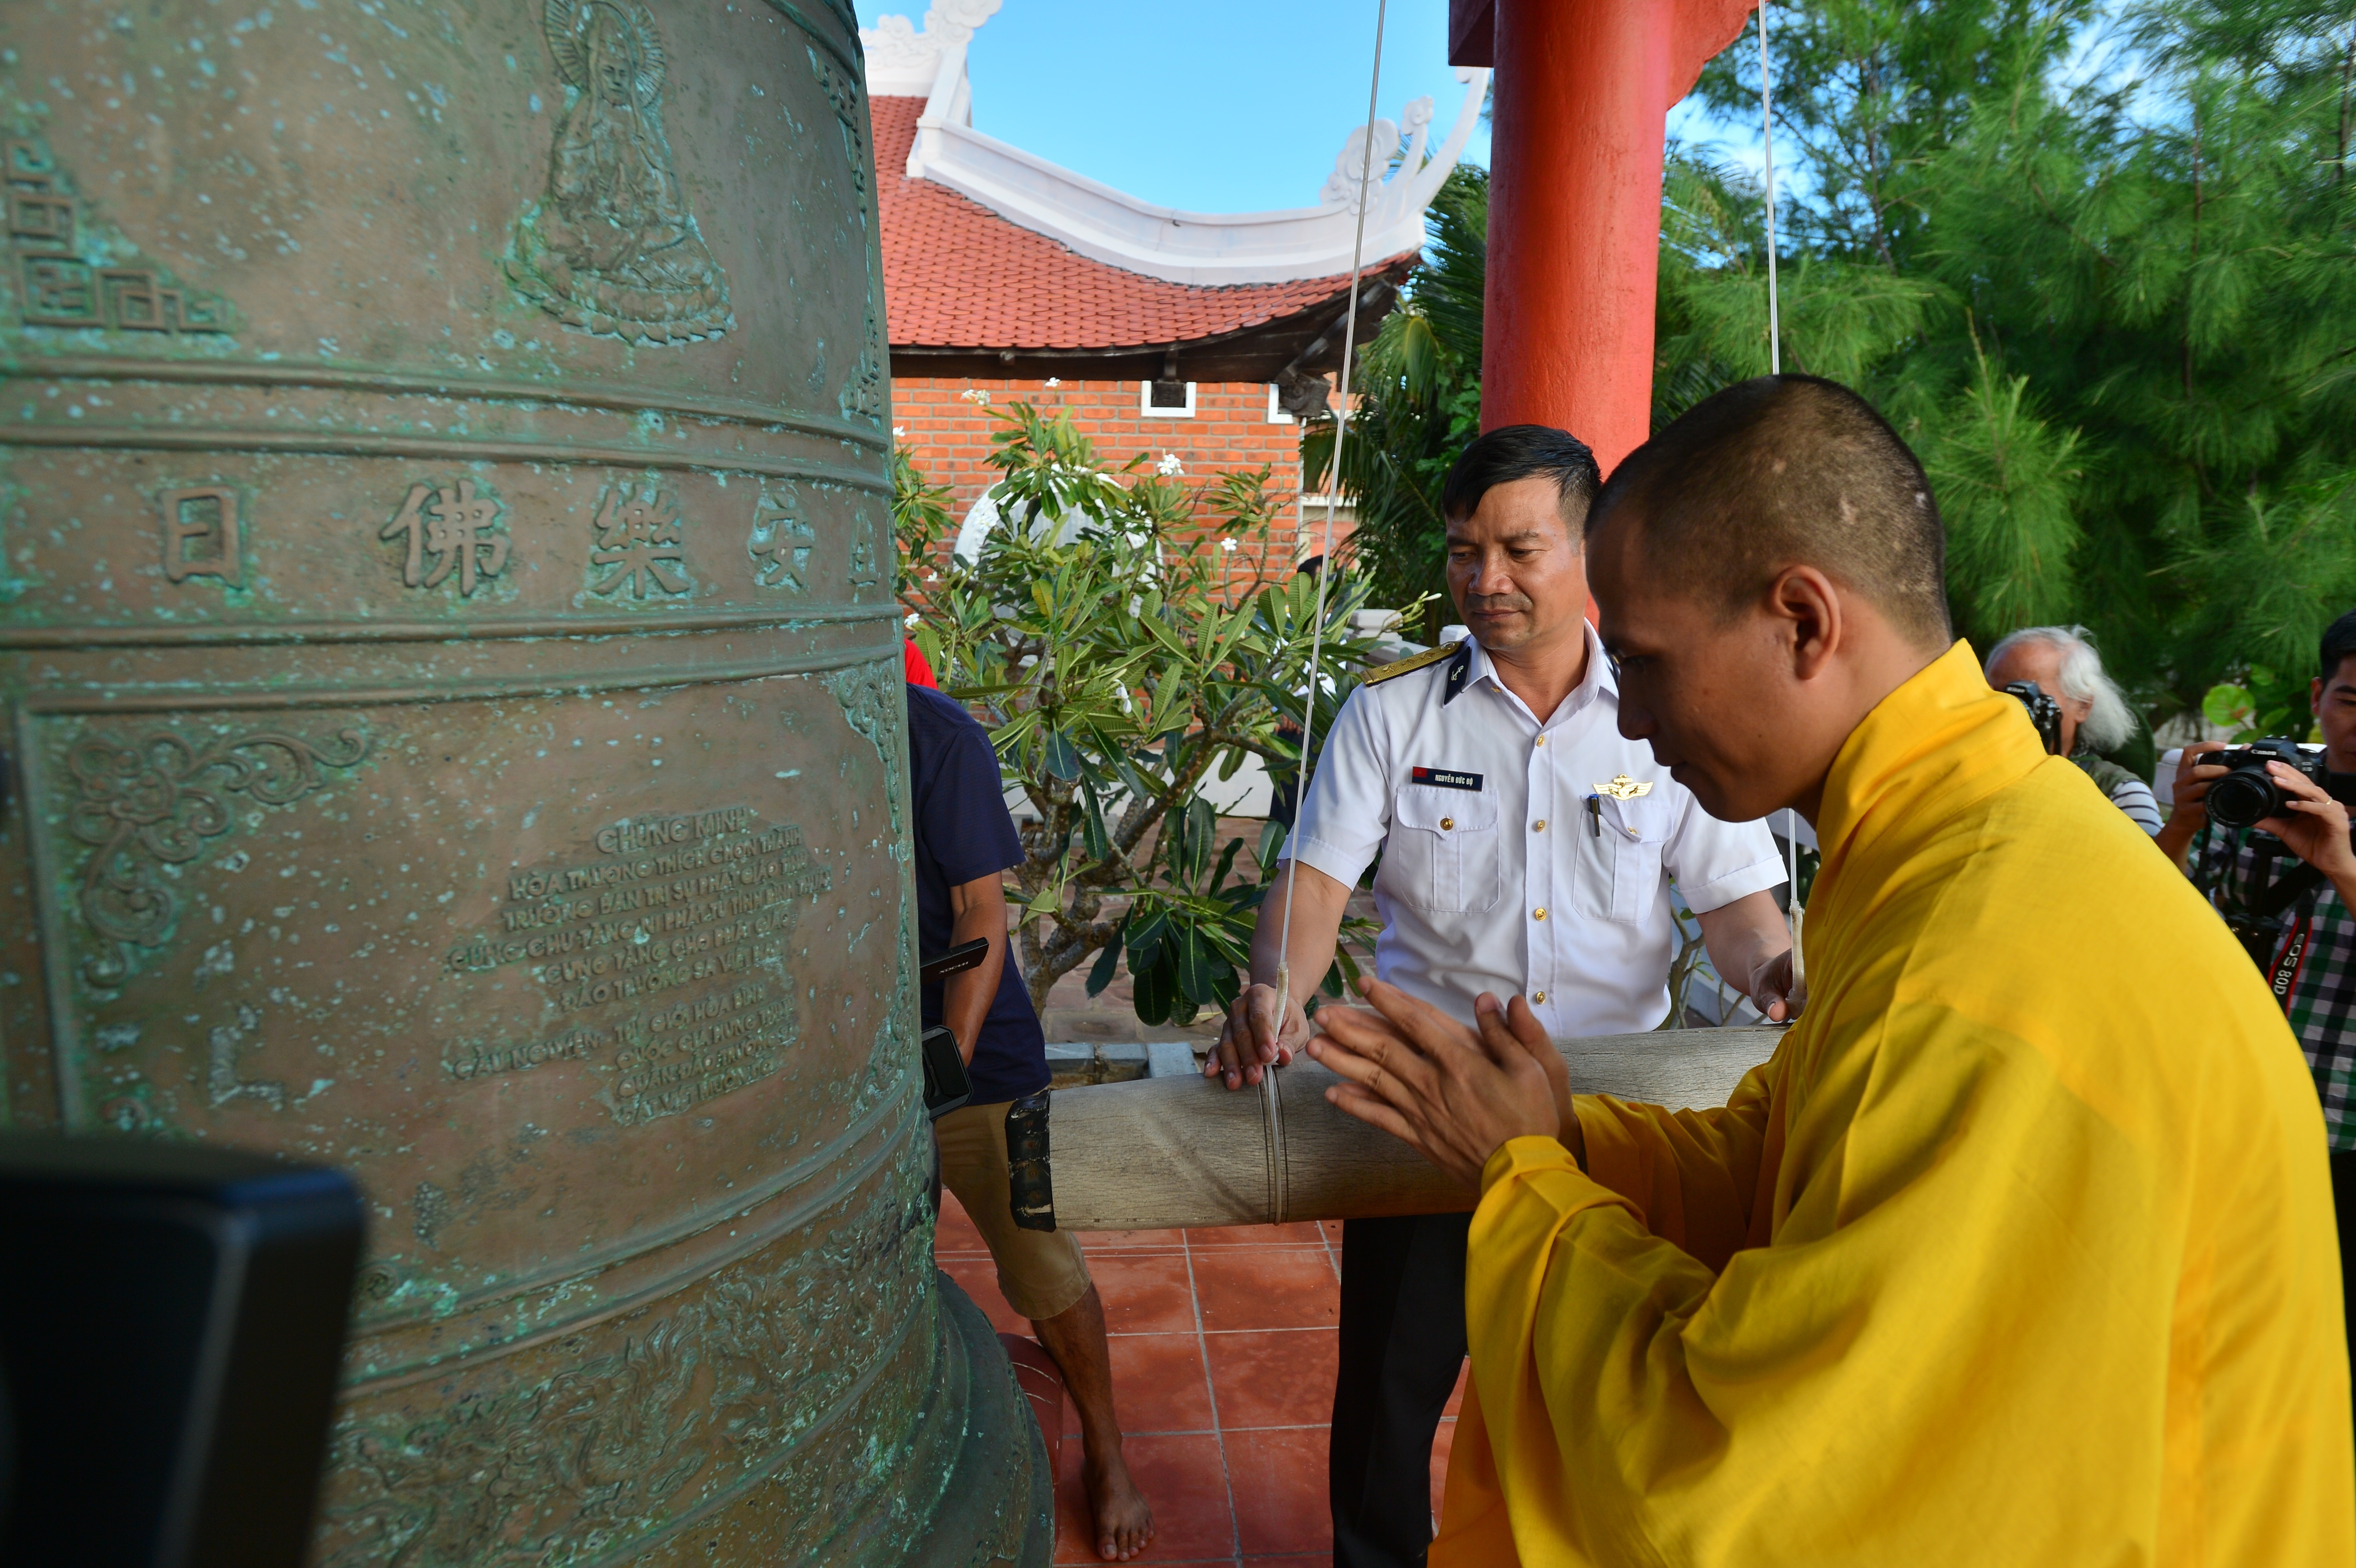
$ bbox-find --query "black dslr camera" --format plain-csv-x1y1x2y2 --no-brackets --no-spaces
2003,681,2065,756
2205,738,2329,832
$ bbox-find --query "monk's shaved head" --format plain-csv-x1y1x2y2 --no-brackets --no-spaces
1590,375,1951,649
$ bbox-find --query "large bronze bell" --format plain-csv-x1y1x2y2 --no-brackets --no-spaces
0,1,1046,1560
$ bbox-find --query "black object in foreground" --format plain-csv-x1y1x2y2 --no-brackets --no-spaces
0,1134,363,1568
918,936,991,1119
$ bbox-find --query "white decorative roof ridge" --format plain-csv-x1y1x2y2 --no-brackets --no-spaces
862,0,1003,97
860,5,1491,288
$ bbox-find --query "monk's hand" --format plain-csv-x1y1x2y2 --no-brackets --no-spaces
1306,980,1558,1187
1747,946,1807,1024
1208,981,1307,1089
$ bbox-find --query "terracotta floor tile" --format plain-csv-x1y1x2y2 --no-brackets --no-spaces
1222,1427,1331,1557
1430,1416,1457,1526
1057,1332,1215,1437
1185,1221,1327,1247
1239,1557,1331,1568
1054,1430,1236,1565
1086,1252,1203,1335
1074,1227,1190,1252
934,1190,988,1255
1204,1329,1335,1432
1189,1249,1341,1332
938,1256,1028,1335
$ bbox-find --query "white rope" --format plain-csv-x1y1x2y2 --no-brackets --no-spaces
1760,0,1782,378
1759,0,1805,976
1263,0,1390,1203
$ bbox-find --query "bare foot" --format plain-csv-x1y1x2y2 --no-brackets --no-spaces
1084,1444,1154,1562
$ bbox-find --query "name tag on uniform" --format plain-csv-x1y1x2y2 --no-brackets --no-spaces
1410,766,1483,792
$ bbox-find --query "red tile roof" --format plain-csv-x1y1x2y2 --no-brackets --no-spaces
875,96,1404,353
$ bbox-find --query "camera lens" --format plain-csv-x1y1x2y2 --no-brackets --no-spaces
2206,765,2284,831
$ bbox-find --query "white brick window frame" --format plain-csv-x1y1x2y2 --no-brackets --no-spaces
1139,380,1197,418
1265,384,1296,425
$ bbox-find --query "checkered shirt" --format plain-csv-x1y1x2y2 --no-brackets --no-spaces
2193,824,2356,1147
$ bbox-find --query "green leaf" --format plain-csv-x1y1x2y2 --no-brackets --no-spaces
1174,925,1233,1006
1257,818,1288,872
1085,917,1125,998
1177,797,1216,884
2203,684,2256,731
1133,951,1178,1027
1079,784,1111,861
1042,729,1081,782
1137,612,1194,659
1124,908,1169,969
1208,834,1245,893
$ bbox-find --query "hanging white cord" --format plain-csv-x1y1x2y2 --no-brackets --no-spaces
1759,0,1805,988
1259,0,1389,1214
1760,0,1782,378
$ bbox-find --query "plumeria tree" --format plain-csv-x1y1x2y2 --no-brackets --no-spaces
902,404,1381,1026
890,436,953,595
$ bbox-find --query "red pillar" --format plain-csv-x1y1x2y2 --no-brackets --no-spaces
1475,0,1756,474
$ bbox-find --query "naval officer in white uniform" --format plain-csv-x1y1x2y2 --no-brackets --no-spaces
1211,425,1797,1568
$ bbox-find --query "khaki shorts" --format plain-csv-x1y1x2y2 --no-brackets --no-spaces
935,1097,1092,1321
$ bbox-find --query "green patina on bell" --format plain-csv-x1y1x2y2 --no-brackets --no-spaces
0,1,1045,1560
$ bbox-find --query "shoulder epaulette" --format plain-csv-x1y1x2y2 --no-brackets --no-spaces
1362,640,1463,686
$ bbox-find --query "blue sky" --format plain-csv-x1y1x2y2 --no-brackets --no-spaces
853,0,1494,212
851,4,2147,224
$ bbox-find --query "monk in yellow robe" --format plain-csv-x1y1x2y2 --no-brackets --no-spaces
1307,374,2353,1566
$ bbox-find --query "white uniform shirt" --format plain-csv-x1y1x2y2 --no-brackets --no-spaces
1287,626,1784,1036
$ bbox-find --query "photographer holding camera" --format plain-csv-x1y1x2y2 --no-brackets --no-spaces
2160,608,2356,1355
1985,625,2163,833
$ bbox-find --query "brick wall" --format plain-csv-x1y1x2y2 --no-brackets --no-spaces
889,376,1356,590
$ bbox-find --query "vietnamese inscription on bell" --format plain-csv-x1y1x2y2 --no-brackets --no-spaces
444,807,831,1125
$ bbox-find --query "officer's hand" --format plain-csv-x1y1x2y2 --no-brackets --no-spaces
2257,762,2356,885
1207,982,1306,1089
1746,947,1806,1024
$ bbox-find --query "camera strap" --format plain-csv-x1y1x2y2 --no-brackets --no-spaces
2269,917,2314,1014
2222,838,2327,987
2247,839,2327,922
2239,838,2327,1013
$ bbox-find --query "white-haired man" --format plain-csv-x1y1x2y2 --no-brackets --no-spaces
1985,624,2161,834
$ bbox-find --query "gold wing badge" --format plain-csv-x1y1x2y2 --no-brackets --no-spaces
1594,773,1654,800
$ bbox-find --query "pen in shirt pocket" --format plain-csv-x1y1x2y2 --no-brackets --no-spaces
1586,794,1601,837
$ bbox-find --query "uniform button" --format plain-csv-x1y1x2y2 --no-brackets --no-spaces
1532,907,1547,921
1440,816,1454,831
1532,819,1545,832
1533,990,1547,1003
1534,736,1546,747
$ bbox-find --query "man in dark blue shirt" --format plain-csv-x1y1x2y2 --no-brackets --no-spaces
907,682,1153,1562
